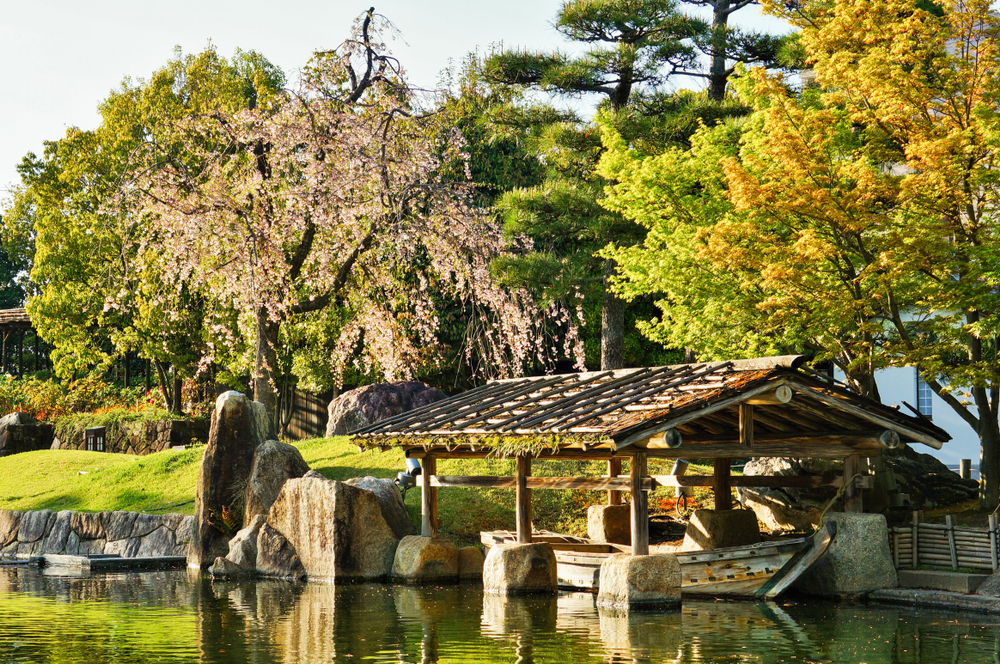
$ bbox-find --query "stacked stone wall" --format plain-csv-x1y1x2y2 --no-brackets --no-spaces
0,508,192,559
52,419,210,456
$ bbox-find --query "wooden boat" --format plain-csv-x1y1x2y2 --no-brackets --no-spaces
481,521,836,599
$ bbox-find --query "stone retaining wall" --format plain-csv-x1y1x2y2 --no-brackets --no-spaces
52,419,210,456
0,509,192,559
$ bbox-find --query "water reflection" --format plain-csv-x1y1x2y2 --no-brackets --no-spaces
1,566,999,663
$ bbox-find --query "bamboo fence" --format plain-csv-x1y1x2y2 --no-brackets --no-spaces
889,513,999,572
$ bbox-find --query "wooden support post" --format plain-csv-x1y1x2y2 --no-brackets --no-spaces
421,455,438,537
145,359,151,393
714,458,732,510
739,403,753,450
17,330,23,377
516,456,532,544
990,513,998,572
630,453,649,556
123,352,130,389
607,458,623,506
911,511,920,569
33,332,38,372
843,454,865,513
946,515,958,570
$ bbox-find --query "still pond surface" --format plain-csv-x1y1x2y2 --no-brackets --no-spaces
0,568,998,664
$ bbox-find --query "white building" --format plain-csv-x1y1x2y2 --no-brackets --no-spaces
868,367,980,471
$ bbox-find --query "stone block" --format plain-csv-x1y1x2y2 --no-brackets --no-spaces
793,512,897,597
458,546,485,581
41,511,72,553
897,569,990,594
588,504,631,546
104,511,138,541
18,510,52,543
70,512,105,540
483,543,558,595
596,554,681,611
210,557,251,578
680,509,760,551
0,510,21,547
392,535,458,582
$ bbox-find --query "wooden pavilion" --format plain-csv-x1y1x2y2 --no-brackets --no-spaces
0,308,36,376
352,356,950,556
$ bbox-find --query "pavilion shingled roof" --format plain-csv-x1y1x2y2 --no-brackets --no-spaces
352,355,949,456
0,308,30,327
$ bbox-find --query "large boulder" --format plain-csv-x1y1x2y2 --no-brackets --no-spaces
243,440,311,523
344,476,414,539
679,509,760,551
458,546,485,581
325,381,447,436
189,391,272,569
596,554,682,611
739,448,978,533
392,535,458,582
0,412,54,457
211,514,267,578
483,543,558,595
266,476,399,581
256,522,305,580
793,512,898,597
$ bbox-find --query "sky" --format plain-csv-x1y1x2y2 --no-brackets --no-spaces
0,0,789,194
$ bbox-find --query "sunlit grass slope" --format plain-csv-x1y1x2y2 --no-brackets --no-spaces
0,437,714,544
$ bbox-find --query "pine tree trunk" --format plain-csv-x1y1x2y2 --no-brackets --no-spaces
707,0,731,101
979,416,1000,510
601,258,625,370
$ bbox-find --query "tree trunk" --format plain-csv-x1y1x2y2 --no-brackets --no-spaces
707,0,731,101
154,360,172,411
172,375,183,415
254,308,280,425
979,414,1000,510
601,258,625,370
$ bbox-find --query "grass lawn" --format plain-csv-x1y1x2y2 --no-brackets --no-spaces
0,437,720,545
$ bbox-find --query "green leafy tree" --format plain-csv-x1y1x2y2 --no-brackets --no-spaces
600,0,1000,508
10,46,285,410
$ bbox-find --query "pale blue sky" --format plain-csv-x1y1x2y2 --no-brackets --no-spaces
0,1,788,193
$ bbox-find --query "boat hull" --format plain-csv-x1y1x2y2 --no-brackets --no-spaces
482,523,836,599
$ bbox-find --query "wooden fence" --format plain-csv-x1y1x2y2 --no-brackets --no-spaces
889,513,999,572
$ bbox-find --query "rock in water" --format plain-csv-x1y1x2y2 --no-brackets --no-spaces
325,381,447,436
244,441,311,523
256,523,305,580
482,543,558,595
266,476,399,581
189,391,272,569
392,535,458,582
344,476,414,539
596,554,682,610
793,512,897,597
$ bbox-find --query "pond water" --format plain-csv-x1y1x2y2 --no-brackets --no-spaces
1,568,998,664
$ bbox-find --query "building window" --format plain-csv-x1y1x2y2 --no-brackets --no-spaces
916,373,933,419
